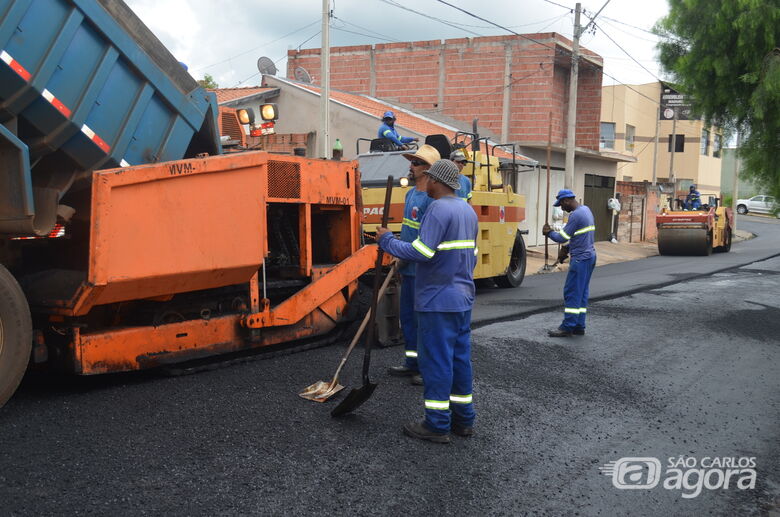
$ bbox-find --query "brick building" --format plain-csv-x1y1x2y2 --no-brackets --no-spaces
287,33,604,153
287,34,634,243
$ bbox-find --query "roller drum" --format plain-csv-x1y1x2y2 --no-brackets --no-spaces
657,227,712,256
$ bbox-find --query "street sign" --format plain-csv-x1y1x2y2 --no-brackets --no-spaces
660,85,693,120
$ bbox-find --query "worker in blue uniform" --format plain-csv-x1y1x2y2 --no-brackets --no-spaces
685,185,702,210
450,149,473,201
542,189,597,338
387,145,441,385
377,159,479,444
378,111,418,149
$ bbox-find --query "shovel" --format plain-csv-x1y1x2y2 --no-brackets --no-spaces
332,175,394,417
299,262,398,402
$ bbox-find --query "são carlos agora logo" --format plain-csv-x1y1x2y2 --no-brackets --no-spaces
600,456,757,499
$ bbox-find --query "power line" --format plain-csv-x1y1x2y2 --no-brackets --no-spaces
332,15,401,43
540,0,572,11
593,21,662,82
232,30,321,87
193,20,319,73
601,15,659,37
332,26,398,43
377,0,484,36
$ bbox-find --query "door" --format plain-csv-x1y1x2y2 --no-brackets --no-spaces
583,174,615,241
748,196,765,213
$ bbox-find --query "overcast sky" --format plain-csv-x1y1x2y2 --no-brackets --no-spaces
124,0,671,90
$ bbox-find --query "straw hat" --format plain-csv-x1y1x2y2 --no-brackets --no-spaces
402,144,440,166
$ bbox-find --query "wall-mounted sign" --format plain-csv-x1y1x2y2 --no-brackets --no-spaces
660,84,693,120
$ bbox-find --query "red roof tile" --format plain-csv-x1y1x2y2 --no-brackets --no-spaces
209,87,275,104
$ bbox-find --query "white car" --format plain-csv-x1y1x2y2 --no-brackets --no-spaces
736,195,779,217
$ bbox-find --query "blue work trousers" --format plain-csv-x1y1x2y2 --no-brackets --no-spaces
560,255,597,331
417,311,475,433
399,274,418,371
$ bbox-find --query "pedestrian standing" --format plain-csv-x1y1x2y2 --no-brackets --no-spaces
387,145,440,385
542,189,597,337
450,149,473,201
377,159,479,443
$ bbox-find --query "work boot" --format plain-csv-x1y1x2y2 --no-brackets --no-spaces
387,365,417,377
410,374,423,386
402,421,450,444
572,328,585,336
548,328,573,337
451,422,475,437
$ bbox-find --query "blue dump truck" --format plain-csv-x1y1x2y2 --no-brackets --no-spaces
0,0,375,406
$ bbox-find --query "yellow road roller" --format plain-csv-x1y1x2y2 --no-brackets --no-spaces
656,200,734,255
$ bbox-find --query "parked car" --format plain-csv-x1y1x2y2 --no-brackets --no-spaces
736,195,779,217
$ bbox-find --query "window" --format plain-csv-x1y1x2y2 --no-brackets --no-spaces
700,129,710,155
600,122,615,150
668,134,685,152
713,133,722,158
625,124,635,152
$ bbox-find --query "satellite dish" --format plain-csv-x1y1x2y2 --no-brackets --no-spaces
295,66,312,83
257,56,277,76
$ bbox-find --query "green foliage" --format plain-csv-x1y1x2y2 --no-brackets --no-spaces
655,0,780,199
197,73,219,89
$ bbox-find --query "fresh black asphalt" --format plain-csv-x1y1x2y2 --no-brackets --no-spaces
1,216,778,516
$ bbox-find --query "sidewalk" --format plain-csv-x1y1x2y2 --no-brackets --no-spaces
524,230,754,276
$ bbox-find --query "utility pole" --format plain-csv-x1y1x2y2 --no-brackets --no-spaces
564,2,581,190
651,105,660,185
319,0,331,159
564,0,610,191
731,132,741,231
668,109,677,200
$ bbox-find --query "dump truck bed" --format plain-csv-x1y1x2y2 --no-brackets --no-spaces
0,0,220,235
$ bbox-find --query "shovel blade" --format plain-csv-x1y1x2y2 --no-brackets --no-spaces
299,380,344,402
330,382,378,417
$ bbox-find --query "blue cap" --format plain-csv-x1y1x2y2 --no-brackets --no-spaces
553,189,575,207
382,111,395,119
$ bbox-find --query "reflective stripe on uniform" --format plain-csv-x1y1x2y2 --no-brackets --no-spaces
564,307,580,314
449,394,472,404
579,308,587,313
405,350,418,358
425,399,450,410
559,229,571,240
383,130,393,137
437,240,475,250
412,238,435,258
574,225,595,236
402,218,421,229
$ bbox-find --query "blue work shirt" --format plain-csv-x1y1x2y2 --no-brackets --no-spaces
548,205,596,260
398,187,433,276
380,196,478,312
456,175,472,201
685,190,701,210
378,123,414,147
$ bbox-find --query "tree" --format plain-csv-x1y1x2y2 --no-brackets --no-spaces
197,73,219,89
655,0,780,199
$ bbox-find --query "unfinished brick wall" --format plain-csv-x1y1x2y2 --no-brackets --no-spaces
287,34,603,151
616,181,659,242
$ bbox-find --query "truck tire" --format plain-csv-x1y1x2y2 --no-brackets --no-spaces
495,232,527,288
0,265,32,408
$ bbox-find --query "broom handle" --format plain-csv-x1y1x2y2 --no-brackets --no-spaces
329,262,397,383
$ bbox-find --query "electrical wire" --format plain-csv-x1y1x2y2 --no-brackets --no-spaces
377,0,484,36
331,26,398,43
193,20,320,73
593,21,663,82
332,16,401,42
232,30,321,87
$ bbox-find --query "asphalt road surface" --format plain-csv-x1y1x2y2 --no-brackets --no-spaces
1,215,778,516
